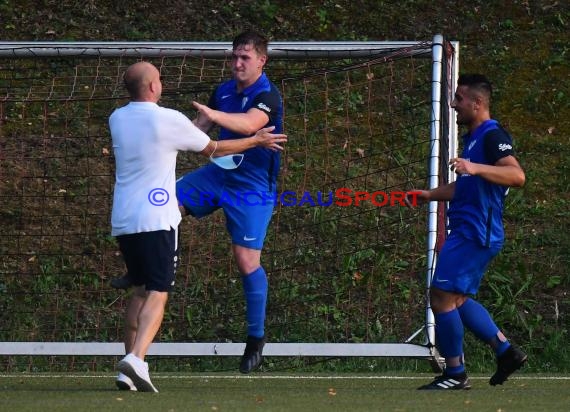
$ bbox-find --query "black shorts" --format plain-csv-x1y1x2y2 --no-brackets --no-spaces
117,227,179,292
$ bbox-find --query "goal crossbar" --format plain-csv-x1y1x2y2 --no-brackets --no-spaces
0,41,435,58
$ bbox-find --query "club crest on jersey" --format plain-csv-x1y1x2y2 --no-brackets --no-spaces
241,96,249,109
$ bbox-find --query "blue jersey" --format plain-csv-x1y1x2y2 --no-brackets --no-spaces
209,72,283,191
447,119,515,247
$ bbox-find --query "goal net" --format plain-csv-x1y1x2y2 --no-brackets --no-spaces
0,36,457,371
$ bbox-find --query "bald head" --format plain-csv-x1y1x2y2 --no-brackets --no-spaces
123,62,162,101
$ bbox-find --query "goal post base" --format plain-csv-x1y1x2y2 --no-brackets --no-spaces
1,341,437,359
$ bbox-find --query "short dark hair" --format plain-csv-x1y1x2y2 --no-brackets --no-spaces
232,30,269,56
458,74,492,100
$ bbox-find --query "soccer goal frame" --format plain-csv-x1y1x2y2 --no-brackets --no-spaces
0,35,458,370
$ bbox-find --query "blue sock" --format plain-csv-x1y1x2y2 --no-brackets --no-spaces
242,266,268,338
458,298,510,356
435,309,465,375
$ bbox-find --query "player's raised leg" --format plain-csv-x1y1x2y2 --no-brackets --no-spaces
458,297,527,385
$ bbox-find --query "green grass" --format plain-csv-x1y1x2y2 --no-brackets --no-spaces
1,373,570,412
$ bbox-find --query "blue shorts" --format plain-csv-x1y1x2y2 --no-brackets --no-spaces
432,232,502,295
117,227,178,292
176,164,275,250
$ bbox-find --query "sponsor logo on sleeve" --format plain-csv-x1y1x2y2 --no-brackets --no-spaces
498,143,513,151
257,102,271,113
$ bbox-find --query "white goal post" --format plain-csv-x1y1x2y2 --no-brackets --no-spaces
0,35,458,369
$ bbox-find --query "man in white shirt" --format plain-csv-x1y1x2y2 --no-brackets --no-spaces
111,61,286,392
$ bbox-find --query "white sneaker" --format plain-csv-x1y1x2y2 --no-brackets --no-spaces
118,353,158,393
116,372,137,391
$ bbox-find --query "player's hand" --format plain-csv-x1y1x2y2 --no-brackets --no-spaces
404,190,429,207
192,101,218,123
254,126,287,151
449,157,477,175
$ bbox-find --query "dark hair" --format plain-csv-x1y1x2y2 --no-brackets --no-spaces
232,30,269,56
458,74,492,100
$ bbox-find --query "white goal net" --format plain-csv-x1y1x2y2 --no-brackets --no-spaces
0,35,457,372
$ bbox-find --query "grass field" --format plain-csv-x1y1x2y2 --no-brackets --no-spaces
1,373,569,412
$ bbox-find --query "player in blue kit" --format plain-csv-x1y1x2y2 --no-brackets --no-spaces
177,30,283,373
407,74,527,389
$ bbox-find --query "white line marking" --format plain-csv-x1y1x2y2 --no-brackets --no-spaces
1,374,570,381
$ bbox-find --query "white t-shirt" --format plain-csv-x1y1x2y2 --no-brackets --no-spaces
109,101,209,236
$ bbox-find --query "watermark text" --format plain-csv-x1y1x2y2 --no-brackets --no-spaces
156,187,421,208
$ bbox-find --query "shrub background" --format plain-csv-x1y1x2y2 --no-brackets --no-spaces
0,1,569,372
